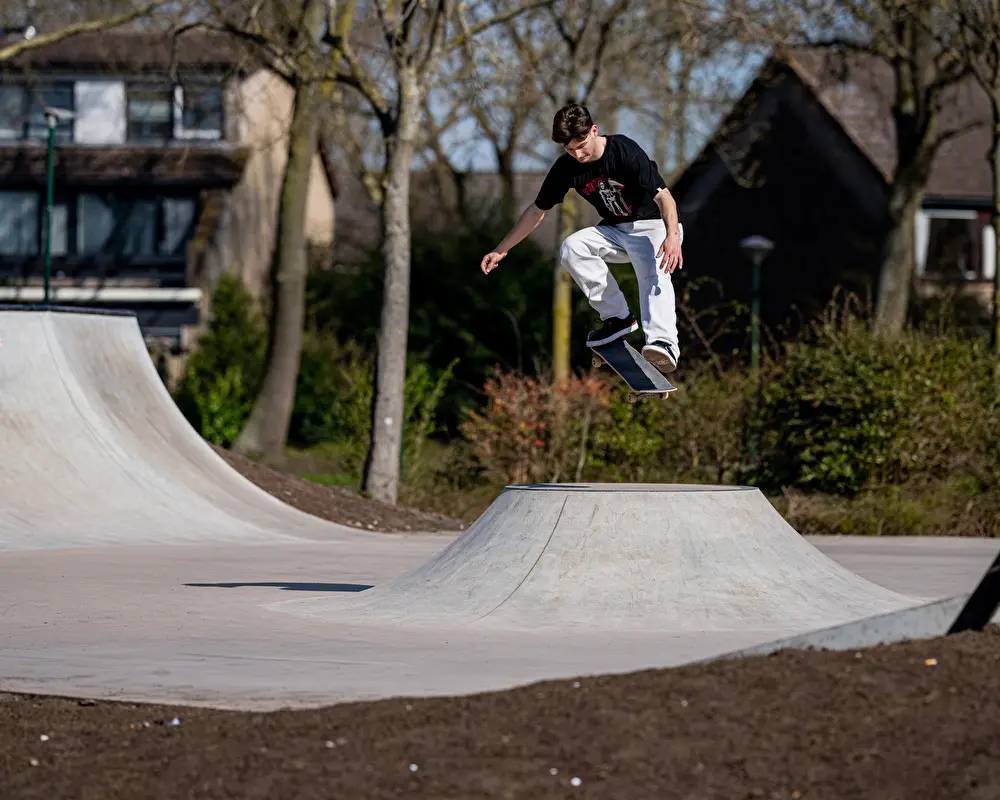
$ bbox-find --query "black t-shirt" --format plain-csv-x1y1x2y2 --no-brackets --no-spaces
533,134,667,225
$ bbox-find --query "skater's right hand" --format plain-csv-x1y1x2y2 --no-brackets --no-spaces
481,250,506,274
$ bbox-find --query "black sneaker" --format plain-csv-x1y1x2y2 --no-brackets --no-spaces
586,313,638,347
641,340,678,373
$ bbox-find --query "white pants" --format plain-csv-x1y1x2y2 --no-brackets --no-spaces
559,219,681,351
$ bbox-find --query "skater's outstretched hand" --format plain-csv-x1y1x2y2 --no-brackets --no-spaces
657,230,683,273
481,250,506,274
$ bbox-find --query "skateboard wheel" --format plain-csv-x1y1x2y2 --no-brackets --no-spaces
592,357,602,369
626,392,637,404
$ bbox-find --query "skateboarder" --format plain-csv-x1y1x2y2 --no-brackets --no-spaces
480,103,683,374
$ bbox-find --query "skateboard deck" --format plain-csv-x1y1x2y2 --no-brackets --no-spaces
589,337,677,403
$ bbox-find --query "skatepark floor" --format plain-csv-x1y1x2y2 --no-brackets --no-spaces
4,626,998,799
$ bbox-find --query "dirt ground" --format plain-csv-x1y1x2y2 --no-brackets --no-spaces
3,627,999,799
211,445,466,534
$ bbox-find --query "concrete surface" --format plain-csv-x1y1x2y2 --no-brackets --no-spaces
1,536,994,711
272,484,919,632
0,307,998,711
0,308,359,550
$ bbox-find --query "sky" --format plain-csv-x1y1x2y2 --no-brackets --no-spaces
416,45,767,176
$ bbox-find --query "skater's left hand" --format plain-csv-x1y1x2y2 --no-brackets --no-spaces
657,230,683,273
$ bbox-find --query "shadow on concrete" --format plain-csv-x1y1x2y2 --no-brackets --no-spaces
185,582,372,593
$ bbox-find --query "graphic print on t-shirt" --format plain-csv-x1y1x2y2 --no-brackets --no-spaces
589,177,631,217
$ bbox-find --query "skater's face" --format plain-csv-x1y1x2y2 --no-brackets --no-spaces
564,125,600,162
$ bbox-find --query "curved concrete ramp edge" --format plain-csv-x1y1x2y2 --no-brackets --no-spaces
710,595,1000,663
272,483,923,632
0,307,364,551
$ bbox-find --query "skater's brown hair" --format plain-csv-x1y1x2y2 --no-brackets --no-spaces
551,103,594,145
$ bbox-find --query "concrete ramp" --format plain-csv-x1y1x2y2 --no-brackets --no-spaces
276,484,921,631
0,307,359,550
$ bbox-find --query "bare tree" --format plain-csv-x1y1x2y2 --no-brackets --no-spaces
729,0,972,335
330,0,553,504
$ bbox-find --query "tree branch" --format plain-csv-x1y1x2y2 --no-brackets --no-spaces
932,117,987,150
335,54,392,120
581,0,629,101
0,0,170,63
417,0,452,83
191,14,297,83
444,0,557,52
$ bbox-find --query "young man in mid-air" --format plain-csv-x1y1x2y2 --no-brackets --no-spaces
480,103,684,374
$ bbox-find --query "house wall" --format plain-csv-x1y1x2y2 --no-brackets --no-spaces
201,69,334,302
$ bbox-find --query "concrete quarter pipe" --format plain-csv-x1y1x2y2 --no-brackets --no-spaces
0,306,361,550
275,483,922,632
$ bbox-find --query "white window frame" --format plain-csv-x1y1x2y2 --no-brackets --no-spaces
172,85,222,141
915,208,995,281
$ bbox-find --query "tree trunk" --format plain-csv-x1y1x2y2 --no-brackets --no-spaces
362,68,420,504
874,176,924,336
495,144,516,225
553,193,576,382
232,77,320,460
673,58,693,176
874,19,936,337
992,115,1000,353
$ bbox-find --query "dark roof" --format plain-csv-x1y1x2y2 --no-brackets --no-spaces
1,30,253,75
780,48,991,200
0,144,249,187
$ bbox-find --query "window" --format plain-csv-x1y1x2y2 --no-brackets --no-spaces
915,210,995,282
24,83,74,141
119,200,157,256
161,198,196,255
926,216,980,279
174,83,222,139
127,84,173,141
0,83,73,141
77,194,155,256
0,192,39,256
77,193,197,259
0,87,25,139
77,194,116,256
48,203,68,257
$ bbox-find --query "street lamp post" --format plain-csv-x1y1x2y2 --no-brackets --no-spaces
739,235,775,373
738,235,774,465
42,106,73,306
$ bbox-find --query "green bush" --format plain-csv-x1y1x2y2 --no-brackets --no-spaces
585,361,750,485
289,329,457,477
175,275,266,446
290,333,372,450
751,315,1000,497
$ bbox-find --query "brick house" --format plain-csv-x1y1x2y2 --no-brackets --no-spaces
0,30,337,354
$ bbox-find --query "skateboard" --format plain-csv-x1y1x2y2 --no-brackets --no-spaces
589,337,677,404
